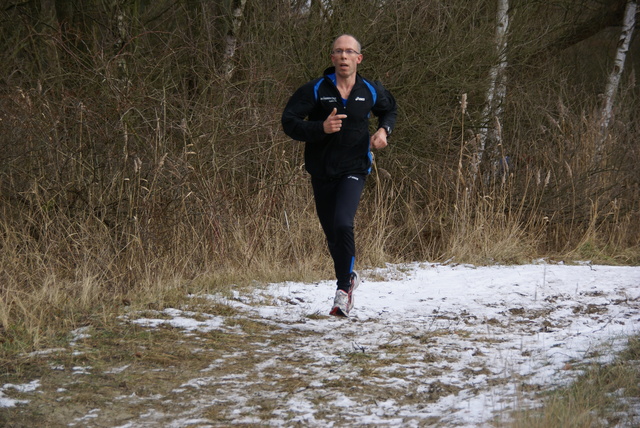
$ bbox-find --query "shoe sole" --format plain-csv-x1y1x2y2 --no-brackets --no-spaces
329,306,348,317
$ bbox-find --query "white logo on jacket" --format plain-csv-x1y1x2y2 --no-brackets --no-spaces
355,97,366,101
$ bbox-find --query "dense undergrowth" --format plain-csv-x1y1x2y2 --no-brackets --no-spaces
0,0,638,359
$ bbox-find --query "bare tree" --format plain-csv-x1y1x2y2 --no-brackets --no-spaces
112,0,129,81
39,0,62,79
598,0,637,158
473,0,510,186
222,0,248,79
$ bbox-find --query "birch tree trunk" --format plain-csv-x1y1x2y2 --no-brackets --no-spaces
222,0,248,79
114,2,128,78
598,0,637,158
472,0,509,187
40,0,62,79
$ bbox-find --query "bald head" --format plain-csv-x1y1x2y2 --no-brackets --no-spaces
332,34,362,53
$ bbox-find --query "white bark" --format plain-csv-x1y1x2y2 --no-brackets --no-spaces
223,0,248,79
599,0,637,154
473,0,509,185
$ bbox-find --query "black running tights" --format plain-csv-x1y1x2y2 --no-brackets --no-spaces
311,174,366,291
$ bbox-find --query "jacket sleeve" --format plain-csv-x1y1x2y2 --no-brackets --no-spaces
371,81,397,134
281,81,326,143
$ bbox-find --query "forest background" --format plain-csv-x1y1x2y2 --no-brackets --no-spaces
0,0,639,351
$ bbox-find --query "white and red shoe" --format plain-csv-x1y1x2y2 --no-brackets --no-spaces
330,271,360,317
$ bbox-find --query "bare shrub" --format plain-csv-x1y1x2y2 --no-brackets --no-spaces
0,0,638,351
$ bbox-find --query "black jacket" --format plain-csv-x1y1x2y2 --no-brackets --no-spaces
282,67,397,179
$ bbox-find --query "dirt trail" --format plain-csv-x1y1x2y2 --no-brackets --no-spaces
3,263,640,427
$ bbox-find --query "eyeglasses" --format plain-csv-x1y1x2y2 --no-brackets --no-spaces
331,49,360,56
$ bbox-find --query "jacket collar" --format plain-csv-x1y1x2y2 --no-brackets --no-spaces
323,67,362,87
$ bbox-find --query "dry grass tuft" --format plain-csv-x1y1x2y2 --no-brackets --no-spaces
504,337,640,428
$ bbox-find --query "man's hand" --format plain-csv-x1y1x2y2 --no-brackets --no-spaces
370,128,388,150
323,108,347,134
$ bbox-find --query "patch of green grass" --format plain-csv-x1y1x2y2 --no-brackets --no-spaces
505,335,640,428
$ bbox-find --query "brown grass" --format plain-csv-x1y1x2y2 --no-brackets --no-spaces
0,3,638,419
505,337,640,428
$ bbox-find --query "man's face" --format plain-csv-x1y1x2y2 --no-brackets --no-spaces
331,36,363,79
